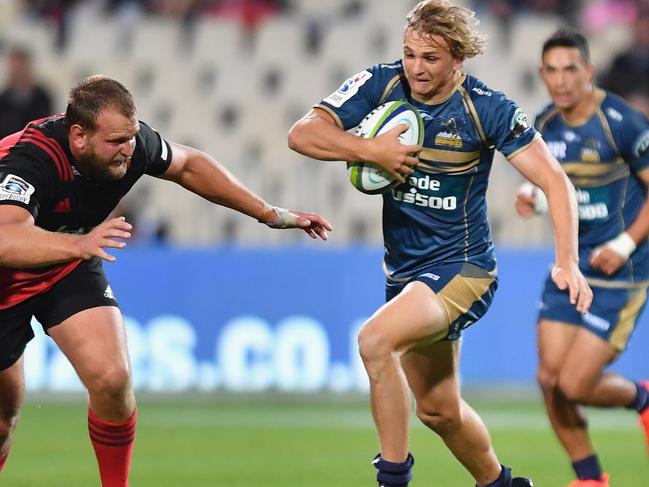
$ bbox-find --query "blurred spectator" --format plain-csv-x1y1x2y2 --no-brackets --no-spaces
204,0,284,32
524,0,581,24
0,46,53,139
582,0,636,33
22,0,80,51
600,6,649,117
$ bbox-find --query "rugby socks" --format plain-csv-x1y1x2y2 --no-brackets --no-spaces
88,408,137,487
477,464,512,487
373,452,415,486
0,449,9,472
628,381,649,413
572,454,602,481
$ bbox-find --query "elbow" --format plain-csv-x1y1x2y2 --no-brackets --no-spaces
287,126,303,154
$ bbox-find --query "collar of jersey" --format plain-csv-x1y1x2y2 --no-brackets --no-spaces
410,72,467,106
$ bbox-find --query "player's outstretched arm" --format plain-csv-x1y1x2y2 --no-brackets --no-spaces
510,137,593,313
288,108,420,183
159,143,332,240
0,206,132,268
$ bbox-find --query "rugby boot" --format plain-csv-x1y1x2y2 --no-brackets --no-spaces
512,477,534,486
639,380,649,457
566,473,610,487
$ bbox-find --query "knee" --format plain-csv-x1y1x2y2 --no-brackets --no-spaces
358,321,394,365
415,400,462,433
557,375,592,403
86,364,132,400
0,408,20,445
537,365,560,395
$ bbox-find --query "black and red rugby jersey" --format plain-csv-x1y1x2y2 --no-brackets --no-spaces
0,115,172,309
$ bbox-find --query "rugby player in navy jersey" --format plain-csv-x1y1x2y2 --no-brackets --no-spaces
289,1,592,486
515,30,649,487
0,75,332,486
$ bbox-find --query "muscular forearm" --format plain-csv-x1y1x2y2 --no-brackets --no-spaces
170,151,271,221
0,223,82,268
288,115,371,162
544,171,579,265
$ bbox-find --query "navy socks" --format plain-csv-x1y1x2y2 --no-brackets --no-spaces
572,454,602,481
478,465,512,487
629,382,649,413
372,452,415,486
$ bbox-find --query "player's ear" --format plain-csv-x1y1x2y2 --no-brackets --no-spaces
452,56,464,71
586,63,595,83
69,124,88,151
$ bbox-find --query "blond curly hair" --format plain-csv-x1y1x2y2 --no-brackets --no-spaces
405,0,486,59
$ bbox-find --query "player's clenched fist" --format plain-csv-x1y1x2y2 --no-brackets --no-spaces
77,216,133,262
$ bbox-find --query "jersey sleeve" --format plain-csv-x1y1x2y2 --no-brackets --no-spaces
610,104,649,174
471,87,539,159
135,121,173,176
0,151,54,218
315,64,393,130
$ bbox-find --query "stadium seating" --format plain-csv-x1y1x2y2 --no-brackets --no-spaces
0,1,623,247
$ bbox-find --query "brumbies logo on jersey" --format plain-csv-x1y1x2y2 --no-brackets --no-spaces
324,70,373,108
435,118,463,148
581,138,601,162
0,174,35,204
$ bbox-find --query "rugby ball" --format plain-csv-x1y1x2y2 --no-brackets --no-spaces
347,101,424,195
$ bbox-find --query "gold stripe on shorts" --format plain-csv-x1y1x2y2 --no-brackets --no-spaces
610,287,647,351
437,265,494,325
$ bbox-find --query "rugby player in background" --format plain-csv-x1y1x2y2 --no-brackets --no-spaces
289,1,591,486
516,29,649,487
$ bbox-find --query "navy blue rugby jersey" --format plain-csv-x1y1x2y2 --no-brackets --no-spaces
536,89,649,285
316,61,539,280
0,115,172,308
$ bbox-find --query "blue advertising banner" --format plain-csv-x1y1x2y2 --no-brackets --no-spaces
23,248,649,392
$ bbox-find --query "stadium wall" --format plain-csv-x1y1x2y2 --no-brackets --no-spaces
22,248,649,392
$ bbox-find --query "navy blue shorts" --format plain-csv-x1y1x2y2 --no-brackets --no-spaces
386,262,498,340
538,274,647,351
0,258,118,370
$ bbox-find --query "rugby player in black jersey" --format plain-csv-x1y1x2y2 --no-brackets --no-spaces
0,75,331,486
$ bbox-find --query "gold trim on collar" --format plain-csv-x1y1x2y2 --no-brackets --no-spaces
379,75,406,105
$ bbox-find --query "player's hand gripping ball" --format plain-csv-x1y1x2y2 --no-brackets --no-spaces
347,101,424,195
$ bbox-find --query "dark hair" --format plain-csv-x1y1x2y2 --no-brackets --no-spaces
542,29,590,63
65,75,136,131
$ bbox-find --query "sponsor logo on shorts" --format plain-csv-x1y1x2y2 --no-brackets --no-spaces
104,285,116,300
0,174,35,204
419,272,440,281
583,312,610,332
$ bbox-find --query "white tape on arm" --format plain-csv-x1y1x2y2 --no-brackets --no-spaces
259,205,299,229
604,231,637,259
518,182,548,215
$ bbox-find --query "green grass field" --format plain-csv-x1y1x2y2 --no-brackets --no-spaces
3,391,647,486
